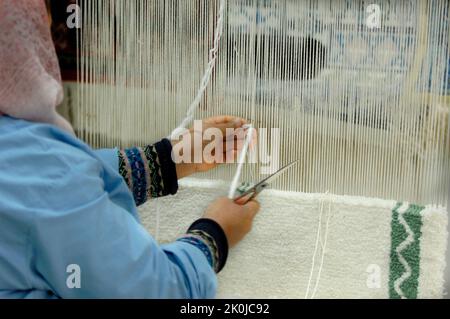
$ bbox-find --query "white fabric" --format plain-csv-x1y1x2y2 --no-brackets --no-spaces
0,0,73,133
139,178,448,298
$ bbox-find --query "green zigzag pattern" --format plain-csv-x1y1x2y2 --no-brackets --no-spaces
389,202,424,299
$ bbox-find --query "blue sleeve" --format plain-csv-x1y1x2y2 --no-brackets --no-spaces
29,147,217,299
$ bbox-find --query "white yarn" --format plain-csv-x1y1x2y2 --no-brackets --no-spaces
305,192,332,299
76,0,450,208
304,197,325,299
310,196,333,299
170,0,226,139
228,124,255,199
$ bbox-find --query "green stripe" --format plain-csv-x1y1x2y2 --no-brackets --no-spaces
388,202,424,299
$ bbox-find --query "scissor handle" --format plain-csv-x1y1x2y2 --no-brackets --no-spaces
233,183,268,204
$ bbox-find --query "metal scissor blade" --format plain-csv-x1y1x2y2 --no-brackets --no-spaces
257,160,299,186
234,160,298,202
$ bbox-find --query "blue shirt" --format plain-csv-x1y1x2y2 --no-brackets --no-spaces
0,116,216,298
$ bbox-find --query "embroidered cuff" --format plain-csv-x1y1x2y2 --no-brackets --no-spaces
184,218,229,273
118,139,178,206
177,234,216,270
154,138,178,195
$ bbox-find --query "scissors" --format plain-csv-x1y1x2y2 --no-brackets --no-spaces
233,160,298,204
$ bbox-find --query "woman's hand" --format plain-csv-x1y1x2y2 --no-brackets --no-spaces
203,197,260,247
172,116,250,179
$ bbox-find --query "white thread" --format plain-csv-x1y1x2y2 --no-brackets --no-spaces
170,0,226,139
310,195,332,299
304,197,325,299
305,192,332,299
228,124,254,199
394,202,414,299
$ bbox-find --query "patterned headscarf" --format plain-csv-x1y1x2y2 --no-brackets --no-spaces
0,0,74,134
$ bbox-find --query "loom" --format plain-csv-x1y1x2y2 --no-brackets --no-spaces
60,0,450,298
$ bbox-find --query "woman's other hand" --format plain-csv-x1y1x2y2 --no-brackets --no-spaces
203,197,260,247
